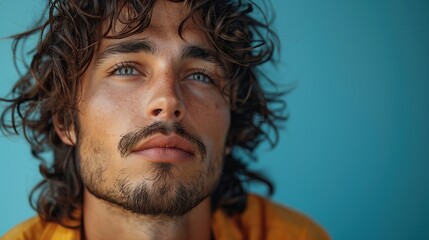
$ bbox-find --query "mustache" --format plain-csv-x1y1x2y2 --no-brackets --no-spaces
118,122,206,158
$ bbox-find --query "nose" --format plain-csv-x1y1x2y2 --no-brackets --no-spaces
145,80,185,122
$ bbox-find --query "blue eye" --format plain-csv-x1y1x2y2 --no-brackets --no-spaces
113,66,138,76
188,72,213,84
109,62,139,77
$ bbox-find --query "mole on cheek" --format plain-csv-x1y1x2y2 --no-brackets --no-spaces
214,103,220,110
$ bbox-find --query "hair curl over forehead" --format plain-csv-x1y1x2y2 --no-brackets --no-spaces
1,0,285,226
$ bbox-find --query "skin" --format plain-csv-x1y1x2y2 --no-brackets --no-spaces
55,1,231,239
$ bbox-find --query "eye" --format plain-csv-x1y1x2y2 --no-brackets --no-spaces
110,62,139,77
187,72,214,84
115,67,137,76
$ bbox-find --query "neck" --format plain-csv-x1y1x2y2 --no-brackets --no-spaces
82,190,212,240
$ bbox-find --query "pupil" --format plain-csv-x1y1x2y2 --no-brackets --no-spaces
123,68,130,75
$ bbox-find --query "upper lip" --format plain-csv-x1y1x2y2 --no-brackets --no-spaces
131,134,196,155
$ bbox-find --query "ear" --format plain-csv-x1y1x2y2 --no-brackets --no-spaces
52,114,77,146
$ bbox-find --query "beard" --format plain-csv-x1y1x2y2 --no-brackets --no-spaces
77,122,221,217
85,162,209,217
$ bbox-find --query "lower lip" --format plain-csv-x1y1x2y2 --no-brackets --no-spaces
132,147,194,163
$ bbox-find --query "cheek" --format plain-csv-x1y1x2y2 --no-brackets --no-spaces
194,98,230,153
79,84,131,127
77,88,133,179
77,85,136,161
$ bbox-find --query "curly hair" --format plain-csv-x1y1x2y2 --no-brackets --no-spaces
1,0,285,227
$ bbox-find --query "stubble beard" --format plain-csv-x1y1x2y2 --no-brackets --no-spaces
77,125,221,217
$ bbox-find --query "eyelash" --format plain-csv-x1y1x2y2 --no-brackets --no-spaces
108,62,215,84
108,62,139,76
187,69,215,84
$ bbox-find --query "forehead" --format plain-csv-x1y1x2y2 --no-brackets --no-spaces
100,0,210,51
149,0,189,30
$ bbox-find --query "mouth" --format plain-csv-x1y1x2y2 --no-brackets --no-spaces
130,134,197,163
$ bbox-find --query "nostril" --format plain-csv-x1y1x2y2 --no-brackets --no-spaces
153,109,162,116
174,110,181,118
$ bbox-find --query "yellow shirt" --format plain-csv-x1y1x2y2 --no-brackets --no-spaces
2,194,329,240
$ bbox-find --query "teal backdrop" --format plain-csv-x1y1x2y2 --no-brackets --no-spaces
1,0,428,239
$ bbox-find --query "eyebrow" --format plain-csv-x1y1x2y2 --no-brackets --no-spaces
180,45,220,64
95,39,156,65
95,39,220,65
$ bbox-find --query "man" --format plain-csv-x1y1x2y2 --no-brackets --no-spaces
1,0,329,239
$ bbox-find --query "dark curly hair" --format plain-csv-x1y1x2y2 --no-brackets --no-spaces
0,0,285,227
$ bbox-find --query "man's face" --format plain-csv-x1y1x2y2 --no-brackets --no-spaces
73,1,230,216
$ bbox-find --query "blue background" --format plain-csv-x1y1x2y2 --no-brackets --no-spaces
1,0,428,239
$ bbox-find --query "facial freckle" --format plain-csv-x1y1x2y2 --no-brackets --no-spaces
215,103,220,110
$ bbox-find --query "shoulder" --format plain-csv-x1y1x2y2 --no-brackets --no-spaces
212,194,330,240
1,216,46,240
246,194,330,239
1,215,80,240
